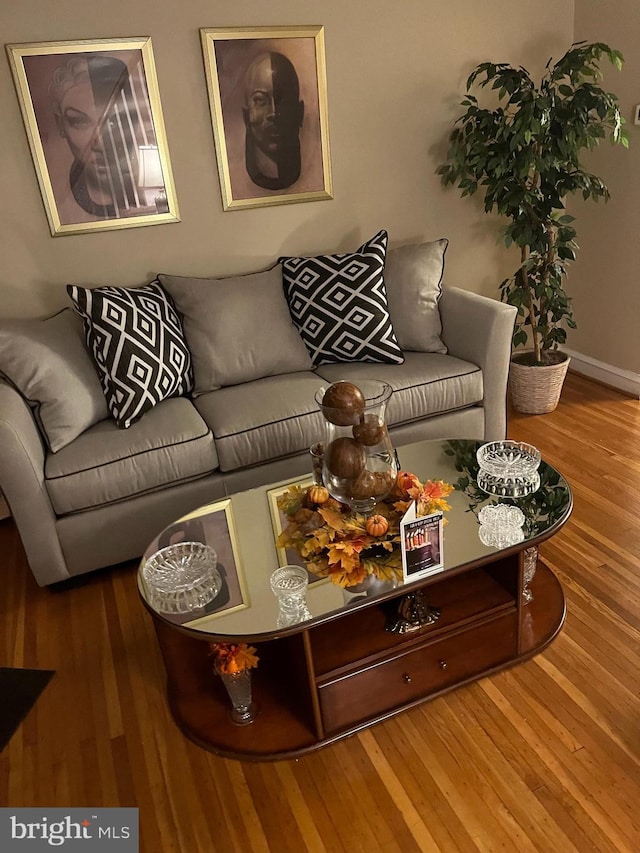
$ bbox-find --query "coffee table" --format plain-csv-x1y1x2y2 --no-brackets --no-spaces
138,438,572,760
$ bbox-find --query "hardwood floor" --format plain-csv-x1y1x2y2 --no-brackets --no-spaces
1,371,639,852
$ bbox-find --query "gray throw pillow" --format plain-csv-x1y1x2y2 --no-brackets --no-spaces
0,309,109,452
159,265,313,396
383,238,448,354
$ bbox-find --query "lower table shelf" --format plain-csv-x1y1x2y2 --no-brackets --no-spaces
151,558,565,761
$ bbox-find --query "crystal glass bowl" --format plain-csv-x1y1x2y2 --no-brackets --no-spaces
142,541,221,614
478,504,527,548
476,440,541,479
478,503,526,529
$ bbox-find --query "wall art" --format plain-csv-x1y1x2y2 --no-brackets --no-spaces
200,25,333,210
7,37,179,235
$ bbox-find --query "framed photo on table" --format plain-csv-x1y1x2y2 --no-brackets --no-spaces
144,499,249,626
267,478,327,586
7,37,179,236
200,25,333,210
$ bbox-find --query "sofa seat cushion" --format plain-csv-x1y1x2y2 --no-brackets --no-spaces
45,398,217,515
194,373,327,472
315,352,483,426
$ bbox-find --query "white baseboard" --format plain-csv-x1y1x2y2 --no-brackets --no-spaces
564,347,640,398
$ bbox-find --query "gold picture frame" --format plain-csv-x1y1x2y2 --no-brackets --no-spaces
200,25,333,211
267,477,328,587
142,498,250,626
7,37,180,236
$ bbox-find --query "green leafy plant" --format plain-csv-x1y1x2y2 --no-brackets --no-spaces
438,42,628,365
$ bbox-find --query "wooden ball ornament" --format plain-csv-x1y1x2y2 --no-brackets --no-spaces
350,469,377,500
352,469,394,501
321,382,366,426
353,414,387,446
325,437,366,480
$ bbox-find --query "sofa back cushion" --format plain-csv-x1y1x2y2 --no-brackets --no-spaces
383,238,448,354
279,229,404,366
67,281,193,429
0,309,109,452
159,265,312,396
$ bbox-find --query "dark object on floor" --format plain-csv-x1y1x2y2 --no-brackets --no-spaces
0,667,55,751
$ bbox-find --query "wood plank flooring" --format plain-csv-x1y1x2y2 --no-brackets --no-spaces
1,371,639,852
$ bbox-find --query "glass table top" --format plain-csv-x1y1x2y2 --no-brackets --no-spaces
138,438,572,639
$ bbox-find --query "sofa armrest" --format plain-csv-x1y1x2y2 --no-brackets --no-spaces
439,287,516,440
0,381,70,585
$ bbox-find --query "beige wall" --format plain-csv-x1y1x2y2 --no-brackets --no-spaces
1,1,573,320
571,0,640,374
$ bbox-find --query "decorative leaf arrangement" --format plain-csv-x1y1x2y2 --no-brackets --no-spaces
208,642,259,674
276,472,453,588
438,42,628,365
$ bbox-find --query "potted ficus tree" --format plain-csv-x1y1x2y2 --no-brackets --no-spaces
438,42,628,413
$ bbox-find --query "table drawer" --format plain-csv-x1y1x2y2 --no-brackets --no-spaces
318,612,517,734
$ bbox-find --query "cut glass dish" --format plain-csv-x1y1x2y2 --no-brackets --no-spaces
476,440,541,479
478,504,526,548
476,468,540,497
143,541,221,614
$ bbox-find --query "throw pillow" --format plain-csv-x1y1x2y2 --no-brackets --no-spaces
0,309,109,452
67,281,193,429
159,265,313,396
383,238,448,354
279,230,404,366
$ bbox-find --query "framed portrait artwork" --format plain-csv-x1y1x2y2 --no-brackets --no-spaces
200,25,333,211
142,499,249,627
6,37,179,236
267,478,328,587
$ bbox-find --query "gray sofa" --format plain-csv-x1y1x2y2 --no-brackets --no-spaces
0,241,516,586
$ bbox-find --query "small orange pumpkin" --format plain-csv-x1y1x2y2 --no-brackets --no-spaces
365,514,389,537
309,484,330,505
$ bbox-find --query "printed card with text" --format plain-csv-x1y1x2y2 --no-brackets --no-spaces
400,502,444,581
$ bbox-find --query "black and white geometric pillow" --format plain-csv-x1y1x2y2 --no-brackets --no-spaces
67,281,193,429
279,230,404,366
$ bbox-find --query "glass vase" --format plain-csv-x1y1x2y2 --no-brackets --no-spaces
270,565,312,628
215,665,258,726
315,379,397,514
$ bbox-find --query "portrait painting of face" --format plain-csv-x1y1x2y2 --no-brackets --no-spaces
242,51,305,190
201,27,333,210
8,38,179,235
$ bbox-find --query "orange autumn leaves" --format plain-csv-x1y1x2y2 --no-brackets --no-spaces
209,642,259,674
394,471,454,518
277,471,453,588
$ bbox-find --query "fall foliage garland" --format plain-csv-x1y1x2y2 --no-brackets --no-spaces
276,471,454,588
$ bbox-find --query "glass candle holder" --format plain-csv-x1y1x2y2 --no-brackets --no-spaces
270,565,312,628
309,442,325,485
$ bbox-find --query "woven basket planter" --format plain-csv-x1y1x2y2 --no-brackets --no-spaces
509,352,571,414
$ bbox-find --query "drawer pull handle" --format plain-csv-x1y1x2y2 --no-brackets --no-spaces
439,660,448,670
402,673,412,684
